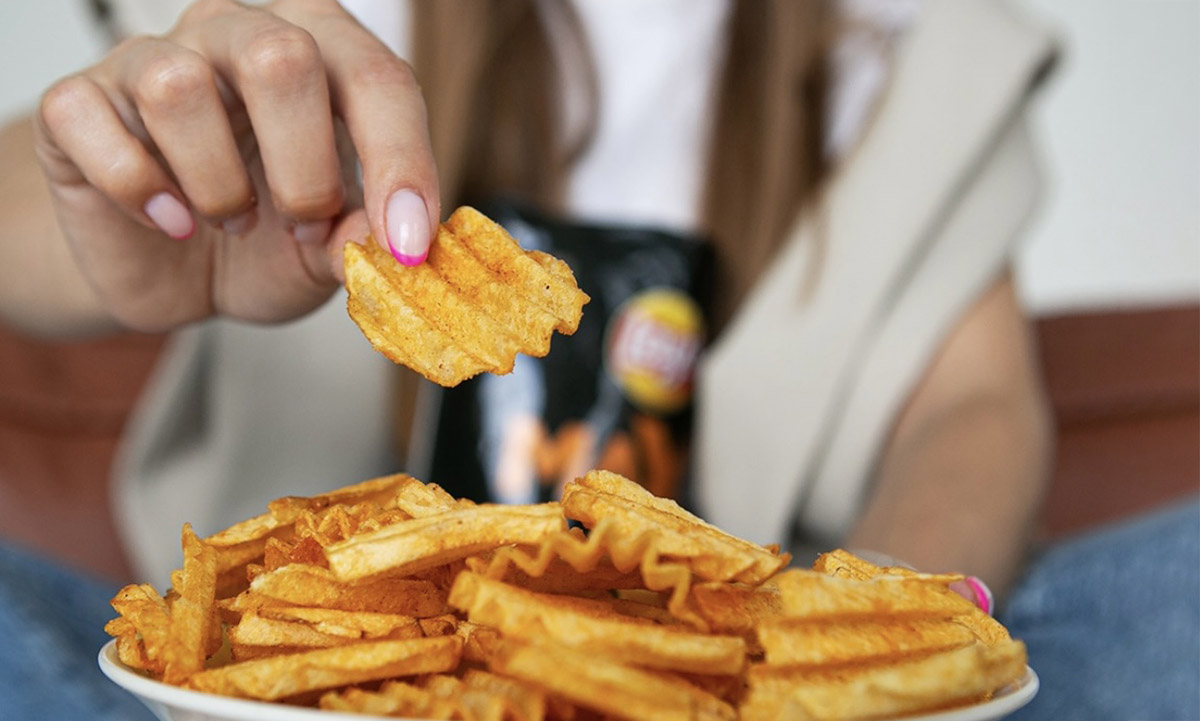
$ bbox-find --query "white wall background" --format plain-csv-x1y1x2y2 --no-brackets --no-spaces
2,0,1197,317
1015,0,1199,314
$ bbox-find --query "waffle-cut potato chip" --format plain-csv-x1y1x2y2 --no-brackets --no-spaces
108,583,172,673
462,668,549,721
324,504,567,582
266,474,411,523
249,563,447,617
491,640,737,721
758,616,976,666
773,569,980,619
450,571,747,675
187,635,462,701
343,206,589,387
808,552,1013,647
687,581,785,638
468,552,647,595
563,471,788,585
479,471,786,629
228,607,425,660
744,640,1028,721
161,524,218,685
107,472,1030,720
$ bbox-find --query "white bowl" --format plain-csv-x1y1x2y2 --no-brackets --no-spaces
99,639,1038,721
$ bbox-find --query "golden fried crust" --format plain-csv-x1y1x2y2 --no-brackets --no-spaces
343,206,589,387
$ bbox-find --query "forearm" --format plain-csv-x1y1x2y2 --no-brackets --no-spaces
0,115,118,338
847,391,1051,599
846,273,1054,600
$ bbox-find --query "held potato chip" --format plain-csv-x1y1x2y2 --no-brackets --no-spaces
343,206,589,387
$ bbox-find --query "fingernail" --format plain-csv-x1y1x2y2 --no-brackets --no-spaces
385,189,430,266
221,209,257,237
292,219,331,244
952,576,995,616
144,192,194,240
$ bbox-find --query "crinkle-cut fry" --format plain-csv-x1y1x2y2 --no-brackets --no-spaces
187,635,463,701
449,572,747,675
343,207,588,387
476,519,706,629
563,471,788,585
162,524,218,685
491,640,737,721
766,640,1028,721
249,563,447,617
757,616,976,666
324,504,567,582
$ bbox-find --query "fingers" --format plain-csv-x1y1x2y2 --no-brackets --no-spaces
115,38,257,233
42,0,438,265
276,5,440,265
37,73,196,240
189,10,346,235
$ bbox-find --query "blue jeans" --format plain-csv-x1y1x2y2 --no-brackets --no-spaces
0,501,1196,721
1002,497,1200,721
0,541,156,721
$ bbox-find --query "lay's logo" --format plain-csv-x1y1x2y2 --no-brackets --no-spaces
605,288,705,414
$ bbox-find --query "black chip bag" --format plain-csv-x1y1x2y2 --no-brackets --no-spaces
418,199,712,507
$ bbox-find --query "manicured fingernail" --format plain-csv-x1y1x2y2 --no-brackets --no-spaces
385,189,430,266
144,192,194,240
292,219,331,244
221,209,256,237
952,576,995,616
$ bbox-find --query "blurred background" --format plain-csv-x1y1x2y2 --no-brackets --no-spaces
0,0,1196,561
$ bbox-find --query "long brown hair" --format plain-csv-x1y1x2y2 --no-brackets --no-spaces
412,0,831,328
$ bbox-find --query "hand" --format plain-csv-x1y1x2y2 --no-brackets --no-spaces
32,0,439,332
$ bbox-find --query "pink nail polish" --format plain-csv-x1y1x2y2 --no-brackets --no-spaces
385,189,430,266
144,192,194,240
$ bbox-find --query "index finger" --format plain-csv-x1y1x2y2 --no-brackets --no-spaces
283,8,440,266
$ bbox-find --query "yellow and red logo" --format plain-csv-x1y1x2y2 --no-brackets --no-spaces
605,288,705,414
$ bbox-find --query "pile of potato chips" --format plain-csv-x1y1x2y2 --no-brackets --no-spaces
106,470,1027,720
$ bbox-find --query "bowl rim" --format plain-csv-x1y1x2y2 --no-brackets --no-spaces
99,638,1038,721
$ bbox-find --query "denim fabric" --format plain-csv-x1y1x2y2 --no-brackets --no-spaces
0,542,156,721
1002,498,1200,721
